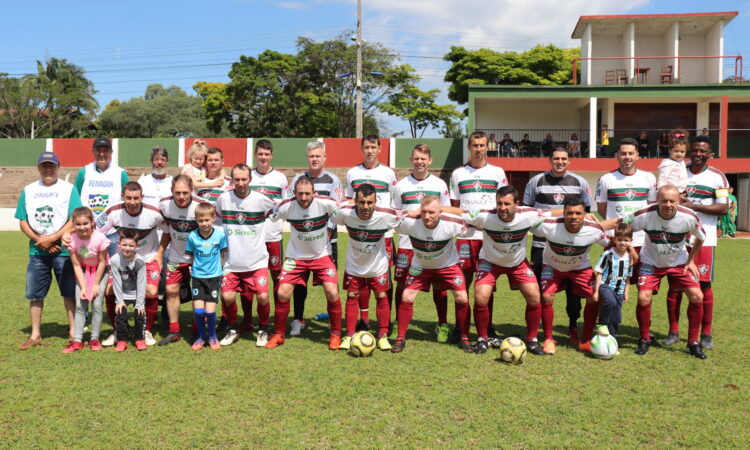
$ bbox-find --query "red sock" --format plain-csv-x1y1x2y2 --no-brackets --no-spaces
345,297,359,336
581,301,600,342
222,297,237,326
433,289,448,324
257,300,270,327
701,288,714,336
169,322,180,333
473,303,489,339
375,296,390,338
525,304,542,341
666,291,682,333
687,301,704,343
145,296,158,331
327,298,342,335
105,293,116,326
455,301,470,339
273,301,290,336
636,303,651,340
397,302,414,339
541,302,554,341
358,287,370,322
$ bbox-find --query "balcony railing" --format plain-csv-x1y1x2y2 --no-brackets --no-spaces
571,55,743,85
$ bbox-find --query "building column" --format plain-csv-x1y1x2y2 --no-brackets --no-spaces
589,97,598,158
719,96,728,158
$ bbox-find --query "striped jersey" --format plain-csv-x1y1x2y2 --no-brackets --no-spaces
395,214,466,270
393,174,450,249
158,195,208,265
96,202,165,263
531,218,610,272
594,249,632,296
250,168,289,242
345,163,398,238
450,162,508,240
685,164,729,247
332,205,402,277
214,190,276,272
290,169,343,243
195,175,233,205
271,196,339,261
595,168,657,247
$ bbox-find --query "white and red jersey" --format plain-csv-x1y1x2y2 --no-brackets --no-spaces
685,164,729,247
250,168,289,243
96,202,165,263
345,163,398,238
392,173,450,249
271,195,339,261
395,214,466,270
195,175,233,205
463,207,549,268
450,162,508,239
532,218,610,272
623,204,706,268
332,205,402,277
158,195,207,265
596,168,657,247
215,190,276,272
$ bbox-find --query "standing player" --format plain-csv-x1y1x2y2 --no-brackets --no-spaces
393,143,451,341
666,136,729,349
450,130,508,344
138,146,173,207
393,196,472,353
332,184,401,351
265,177,343,350
524,147,592,346
75,138,129,221
621,186,707,359
195,147,232,204
288,141,343,336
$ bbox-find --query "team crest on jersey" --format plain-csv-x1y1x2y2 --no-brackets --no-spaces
258,276,267,286
357,231,368,240
563,246,574,255
326,268,335,277
177,221,189,231
283,259,296,271
426,242,437,251
270,255,278,266
625,189,636,200
699,264,709,275
501,233,513,242
453,276,463,286
303,220,314,231
686,186,696,196
34,206,54,229
88,194,108,213
236,213,246,224
472,181,483,192
553,193,565,205
415,192,425,201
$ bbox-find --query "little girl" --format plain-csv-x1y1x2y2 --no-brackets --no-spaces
182,140,226,191
657,129,689,192
63,207,110,353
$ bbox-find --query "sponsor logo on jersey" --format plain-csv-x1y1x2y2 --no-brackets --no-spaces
478,260,492,272
459,243,471,258
396,252,409,268
88,194,109,214
408,266,423,276
34,205,54,229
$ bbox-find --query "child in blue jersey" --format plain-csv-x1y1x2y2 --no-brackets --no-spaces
185,203,227,350
592,223,633,337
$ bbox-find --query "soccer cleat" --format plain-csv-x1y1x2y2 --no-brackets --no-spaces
700,334,713,350
135,340,147,351
649,334,661,347
578,341,592,353
377,336,392,351
525,338,545,355
458,338,474,353
115,341,127,352
255,328,269,347
220,329,239,346
487,337,502,348
340,336,352,350
663,332,680,346
542,339,557,355
62,341,83,354
191,339,205,351
435,323,451,343
355,319,370,332
101,333,116,347
391,339,406,353
264,334,285,349
209,338,221,350
595,325,610,336
473,338,489,354
687,342,708,359
158,332,181,346
329,334,342,350
568,327,580,346
290,319,305,336
634,338,651,355
89,339,103,351
144,330,156,346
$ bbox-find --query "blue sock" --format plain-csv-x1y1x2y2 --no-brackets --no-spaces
194,308,207,341
206,312,217,340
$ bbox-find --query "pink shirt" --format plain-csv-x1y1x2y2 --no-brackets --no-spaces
69,230,110,267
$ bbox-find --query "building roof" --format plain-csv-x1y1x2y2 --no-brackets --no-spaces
571,11,738,38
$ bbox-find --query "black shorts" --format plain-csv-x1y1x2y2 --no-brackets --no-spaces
191,276,221,303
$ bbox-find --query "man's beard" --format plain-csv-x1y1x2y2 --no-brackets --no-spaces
152,168,168,176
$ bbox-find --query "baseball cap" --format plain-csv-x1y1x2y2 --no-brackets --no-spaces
37,152,60,165
93,137,112,149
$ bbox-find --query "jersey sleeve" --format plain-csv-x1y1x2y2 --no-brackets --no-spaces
324,198,340,215
392,184,403,209
96,208,114,234
522,177,536,206
74,169,85,194
270,201,290,222
344,170,354,199
449,171,459,201
595,176,607,204
596,231,612,248
387,210,403,230
68,186,83,215
439,180,451,206
330,207,346,226
121,170,130,186
110,257,125,305
646,172,657,202
593,251,608,274
395,217,415,236
497,167,509,187
14,189,27,221
691,218,706,242
185,234,195,256
135,259,146,310
531,220,552,238
331,174,344,202
622,211,646,232
461,210,485,228
580,177,593,207
219,230,228,252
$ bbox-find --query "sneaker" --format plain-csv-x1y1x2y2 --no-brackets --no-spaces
340,336,352,350
634,338,651,355
329,334,341,350
391,339,406,353
525,338,545,355
578,341,592,353
135,340,147,351
115,341,127,352
255,328,269,347
355,319,370,332
290,319,305,336
209,338,221,350
435,323,451,343
377,336,392,351
62,341,83,354
595,325,610,336
158,332,181,346
487,337,502,349
663,332,680,346
542,339,557,355
102,333,116,347
144,330,156,346
265,334,285,349
474,338,489,354
220,329,239,346
191,339,205,351
568,327,580,346
458,338,474,353
700,334,713,350
90,339,102,351
687,341,708,359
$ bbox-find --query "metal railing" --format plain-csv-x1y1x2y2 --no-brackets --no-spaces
571,55,743,85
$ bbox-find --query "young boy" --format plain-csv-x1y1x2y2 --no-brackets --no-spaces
186,202,227,350
111,228,147,352
592,223,634,337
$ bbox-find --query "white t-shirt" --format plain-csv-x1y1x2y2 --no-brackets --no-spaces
532,218,610,272
195,175,233,205
332,205,402,277
138,174,173,207
450,162,508,239
624,205,706,268
345,163,398,238
657,158,688,192
251,168,289,242
214,190,276,272
395,214,466,270
158,195,207,265
271,196,339,261
596,168,657,247
392,174,450,249
685,165,729,247
96,203,165,263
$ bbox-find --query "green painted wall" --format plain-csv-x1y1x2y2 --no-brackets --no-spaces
260,138,311,167
395,138,464,169
118,138,179,167
0,139,47,166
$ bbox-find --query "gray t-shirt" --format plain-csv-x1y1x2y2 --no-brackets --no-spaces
110,252,146,309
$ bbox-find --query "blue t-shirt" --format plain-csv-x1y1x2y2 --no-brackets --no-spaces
186,227,227,278
594,249,632,297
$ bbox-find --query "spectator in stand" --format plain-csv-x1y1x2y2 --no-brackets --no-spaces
636,130,650,158
541,133,556,157
501,133,515,156
488,133,497,156
519,133,532,156
600,124,610,157
567,133,581,158
657,131,670,159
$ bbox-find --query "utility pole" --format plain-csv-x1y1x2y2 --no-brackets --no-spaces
355,0,363,138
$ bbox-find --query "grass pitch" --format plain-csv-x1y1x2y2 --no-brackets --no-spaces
1,231,749,448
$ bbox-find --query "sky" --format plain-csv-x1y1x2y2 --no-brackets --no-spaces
3,0,749,137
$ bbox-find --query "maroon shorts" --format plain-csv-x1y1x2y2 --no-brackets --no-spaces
540,265,595,298
279,256,338,286
266,241,283,272
404,264,466,292
165,263,191,285
394,248,414,283
456,239,482,273
693,246,715,283
343,271,391,293
638,264,699,292
385,237,395,267
475,259,537,289
221,268,270,294
629,246,642,285
146,260,161,287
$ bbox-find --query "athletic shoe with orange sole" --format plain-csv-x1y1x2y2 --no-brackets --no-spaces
209,338,220,350
191,339,205,351
115,341,128,352
542,339,557,355
135,340,148,351
329,334,341,350
578,341,592,353
265,334,285,349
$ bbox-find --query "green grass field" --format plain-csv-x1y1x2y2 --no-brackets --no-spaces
1,231,749,448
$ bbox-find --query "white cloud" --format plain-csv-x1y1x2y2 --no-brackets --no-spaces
278,1,309,10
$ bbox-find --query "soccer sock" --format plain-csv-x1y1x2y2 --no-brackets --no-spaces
433,289,448,324
293,284,307,321
105,293,116,326
194,308,207,341
345,296,359,336
327,298,342,336
169,321,180,333
541,302,554,341
636,303,652,340
473,303,490,340
397,301,414,340
666,291,682,334
206,312,217,340
394,284,404,320
525,304,542,341
701,288,714,336
687,301,704,343
375,296,390,338
455,301,470,340
358,287,370,322
581,302,600,343
240,292,254,330
222,297,238,327
145,296,158,331
257,300,270,327
273,301,290,336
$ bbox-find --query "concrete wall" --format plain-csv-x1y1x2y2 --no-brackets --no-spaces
475,100,587,137
680,35,707,84
591,35,624,84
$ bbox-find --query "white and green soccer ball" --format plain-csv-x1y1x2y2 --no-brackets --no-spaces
590,334,619,360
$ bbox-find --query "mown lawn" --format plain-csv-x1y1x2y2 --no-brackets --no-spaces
1,231,748,448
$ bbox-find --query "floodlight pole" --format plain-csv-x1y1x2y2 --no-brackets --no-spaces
356,0,363,138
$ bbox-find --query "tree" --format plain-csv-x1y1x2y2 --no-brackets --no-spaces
444,45,580,105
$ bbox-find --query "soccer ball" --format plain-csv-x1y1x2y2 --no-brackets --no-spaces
349,331,376,357
590,334,619,360
499,337,527,364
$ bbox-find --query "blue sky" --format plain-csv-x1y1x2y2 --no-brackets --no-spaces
3,0,749,136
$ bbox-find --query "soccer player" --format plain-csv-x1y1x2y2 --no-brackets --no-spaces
138,146,173,207
215,164,277,347
74,138,129,221
450,130,508,345
345,135,398,330
666,136,729,349
288,141,343,336
621,185,707,359
393,143,451,342
524,146,592,346
332,183,401,351
265,177,343,350
16,152,81,349
392,196,472,353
